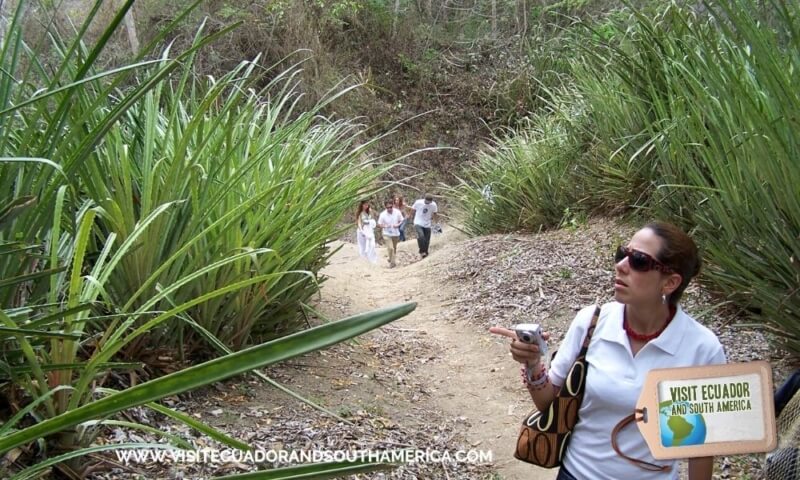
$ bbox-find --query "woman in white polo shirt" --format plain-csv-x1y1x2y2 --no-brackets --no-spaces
493,222,726,480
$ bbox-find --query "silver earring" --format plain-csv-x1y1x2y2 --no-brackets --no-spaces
662,294,667,304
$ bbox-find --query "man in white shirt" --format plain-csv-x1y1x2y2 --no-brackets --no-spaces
377,200,403,267
409,194,438,259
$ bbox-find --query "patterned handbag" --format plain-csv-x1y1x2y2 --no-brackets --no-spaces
514,306,600,468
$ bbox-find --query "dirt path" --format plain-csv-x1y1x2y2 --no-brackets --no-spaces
317,228,557,480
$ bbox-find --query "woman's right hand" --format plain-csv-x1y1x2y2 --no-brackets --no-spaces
489,326,550,367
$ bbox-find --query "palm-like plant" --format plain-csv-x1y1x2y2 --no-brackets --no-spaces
574,0,800,353
0,0,408,477
454,0,800,354
92,58,390,354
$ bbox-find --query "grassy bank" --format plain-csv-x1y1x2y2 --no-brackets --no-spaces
453,0,800,356
0,1,409,476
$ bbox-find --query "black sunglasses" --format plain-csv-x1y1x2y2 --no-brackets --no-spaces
614,246,673,273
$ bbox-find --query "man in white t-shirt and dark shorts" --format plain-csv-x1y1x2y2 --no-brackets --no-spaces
410,194,438,259
378,199,403,267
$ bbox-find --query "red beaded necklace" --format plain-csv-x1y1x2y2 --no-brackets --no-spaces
623,305,677,342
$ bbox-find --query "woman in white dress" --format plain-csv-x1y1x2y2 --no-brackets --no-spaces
356,200,378,264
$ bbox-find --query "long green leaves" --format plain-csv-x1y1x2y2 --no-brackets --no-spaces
573,0,800,352
0,0,401,476
456,0,800,354
0,302,415,454
449,113,583,234
75,55,392,353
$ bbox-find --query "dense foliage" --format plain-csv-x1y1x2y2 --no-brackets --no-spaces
453,0,800,355
2,0,798,476
0,0,410,477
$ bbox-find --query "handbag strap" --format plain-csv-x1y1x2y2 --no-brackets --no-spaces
576,305,601,359
611,411,671,472
557,305,600,397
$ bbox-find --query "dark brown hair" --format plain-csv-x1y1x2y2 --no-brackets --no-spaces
356,200,370,217
646,221,702,306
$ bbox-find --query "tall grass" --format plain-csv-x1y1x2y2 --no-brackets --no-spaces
576,0,800,353
451,112,583,234
455,0,800,355
1,9,388,356
0,0,410,476
90,58,389,354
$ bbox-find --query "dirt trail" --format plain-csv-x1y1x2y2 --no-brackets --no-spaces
318,227,557,480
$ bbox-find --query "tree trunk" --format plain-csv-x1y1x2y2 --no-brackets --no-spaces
491,0,497,38
392,0,401,38
0,0,11,47
119,0,139,55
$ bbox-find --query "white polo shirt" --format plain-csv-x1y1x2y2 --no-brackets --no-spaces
549,302,726,480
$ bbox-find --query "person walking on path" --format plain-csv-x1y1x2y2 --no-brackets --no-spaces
356,200,377,264
378,199,403,267
410,193,438,258
393,194,408,242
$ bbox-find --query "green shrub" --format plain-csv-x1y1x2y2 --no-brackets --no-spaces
574,0,800,353
93,61,389,353
1,8,389,355
450,112,584,235
0,1,412,477
458,0,800,355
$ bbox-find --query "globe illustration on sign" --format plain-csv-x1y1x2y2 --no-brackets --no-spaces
659,401,707,447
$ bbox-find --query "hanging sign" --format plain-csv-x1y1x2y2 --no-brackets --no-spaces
636,361,776,459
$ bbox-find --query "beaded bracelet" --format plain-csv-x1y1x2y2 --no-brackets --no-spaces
528,373,549,390
528,373,550,390
520,364,549,390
